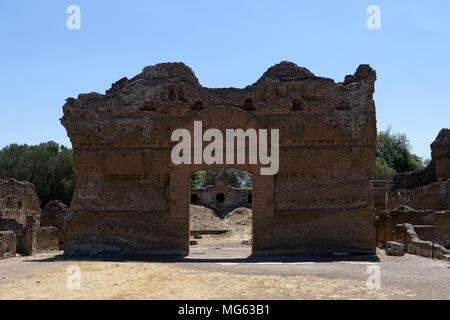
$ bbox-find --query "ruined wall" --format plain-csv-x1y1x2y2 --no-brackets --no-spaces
61,61,377,255
0,231,16,260
388,129,450,211
435,211,450,247
41,200,70,249
377,207,450,251
431,129,450,182
36,226,59,251
191,179,252,213
388,179,450,210
0,219,25,253
0,179,41,254
377,207,436,248
0,179,59,254
0,179,41,225
392,223,449,261
371,180,389,211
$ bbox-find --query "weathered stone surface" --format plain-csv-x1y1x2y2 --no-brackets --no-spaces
392,223,449,260
391,128,450,191
0,179,41,225
24,216,38,255
65,240,124,256
385,241,405,256
435,211,450,247
388,129,450,211
36,226,59,251
61,61,378,256
388,179,449,210
0,179,41,254
41,200,70,249
431,129,450,182
0,231,16,260
0,179,62,254
0,218,25,253
191,178,251,215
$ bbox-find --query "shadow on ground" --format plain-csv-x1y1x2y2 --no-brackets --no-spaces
25,252,380,264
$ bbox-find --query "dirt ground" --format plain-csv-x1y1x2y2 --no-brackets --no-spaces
0,206,448,300
190,205,252,244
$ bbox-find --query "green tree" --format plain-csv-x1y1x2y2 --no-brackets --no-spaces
370,157,397,180
190,168,252,188
370,128,427,180
191,170,205,189
375,128,425,173
0,142,74,207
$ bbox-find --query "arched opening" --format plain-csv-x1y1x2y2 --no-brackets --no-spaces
216,193,225,203
168,105,275,257
189,168,253,256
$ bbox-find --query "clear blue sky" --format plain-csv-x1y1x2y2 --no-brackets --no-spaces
1,0,449,160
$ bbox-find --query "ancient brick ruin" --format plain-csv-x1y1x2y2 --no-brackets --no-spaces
41,200,71,249
372,129,450,260
61,61,378,256
388,129,450,210
191,178,252,215
0,179,58,259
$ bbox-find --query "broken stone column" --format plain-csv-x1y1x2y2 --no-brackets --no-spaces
24,215,39,255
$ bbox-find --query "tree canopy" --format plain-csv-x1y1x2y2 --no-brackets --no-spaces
191,168,252,189
370,128,428,180
0,141,74,207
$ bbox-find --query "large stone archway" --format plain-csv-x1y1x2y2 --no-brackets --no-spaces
61,61,377,256
168,106,274,254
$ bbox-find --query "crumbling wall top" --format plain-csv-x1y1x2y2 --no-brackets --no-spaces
431,128,450,158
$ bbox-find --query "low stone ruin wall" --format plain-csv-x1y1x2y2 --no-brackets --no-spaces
1,178,61,257
393,223,449,261
0,179,41,225
386,129,450,211
388,179,449,211
0,231,16,260
36,226,59,252
377,207,450,260
41,200,69,249
0,218,26,253
435,211,450,247
377,208,436,246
